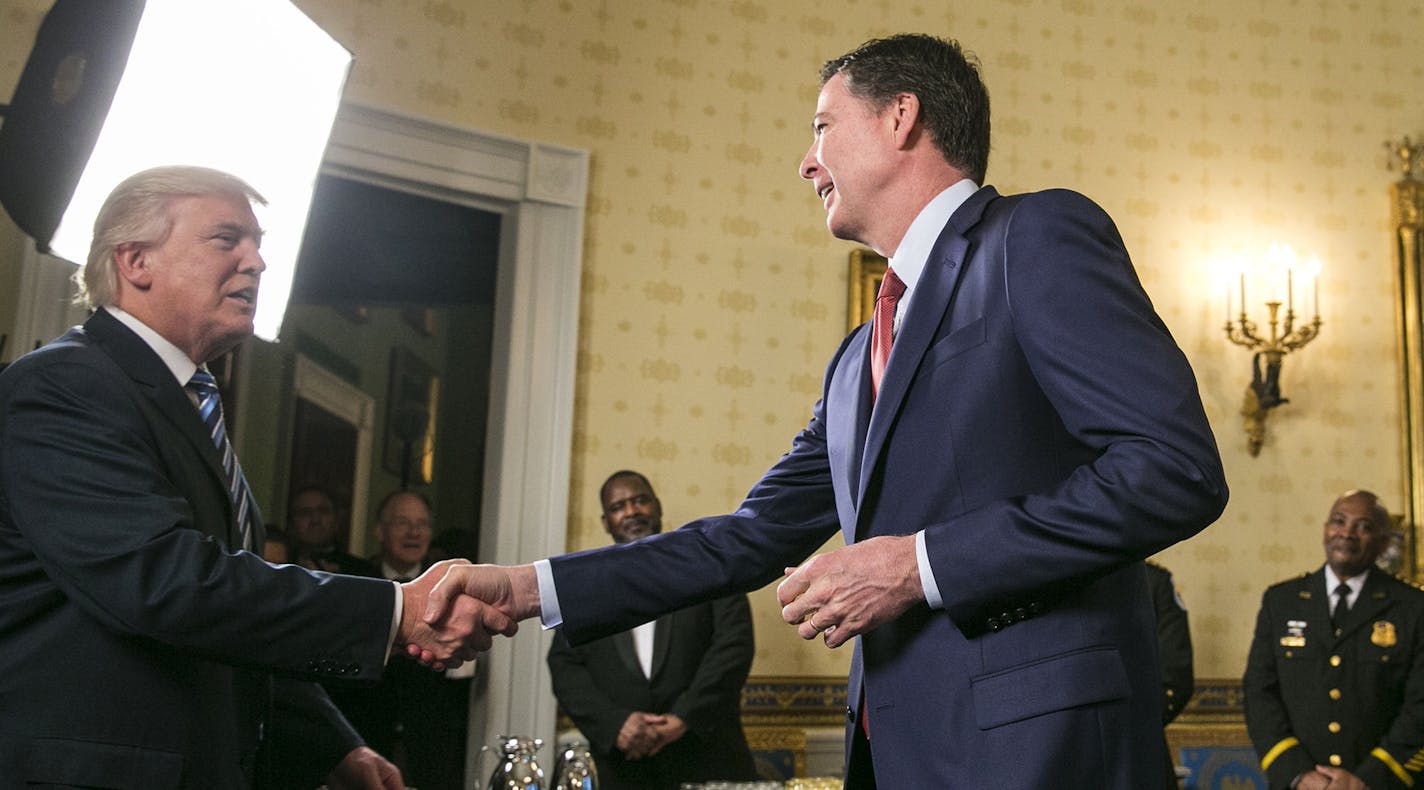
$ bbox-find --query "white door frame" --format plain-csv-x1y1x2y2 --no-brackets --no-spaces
290,354,378,556
320,102,585,769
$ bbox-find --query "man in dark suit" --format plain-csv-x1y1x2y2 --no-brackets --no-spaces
429,33,1227,788
1244,490,1424,790
288,485,379,576
0,165,512,789
546,471,757,790
330,490,474,790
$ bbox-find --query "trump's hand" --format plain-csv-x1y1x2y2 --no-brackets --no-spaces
777,535,922,648
404,563,540,666
398,559,518,669
326,746,403,790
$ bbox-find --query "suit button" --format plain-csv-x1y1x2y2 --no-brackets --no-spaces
1029,602,1044,615
845,706,855,722
1328,722,1341,733
1330,655,1342,667
986,617,1002,632
1015,607,1028,621
1329,688,1341,700
1329,754,1342,766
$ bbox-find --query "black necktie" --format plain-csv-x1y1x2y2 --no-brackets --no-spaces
1331,583,1351,627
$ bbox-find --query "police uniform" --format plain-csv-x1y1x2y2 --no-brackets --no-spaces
1148,561,1194,789
1243,567,1424,789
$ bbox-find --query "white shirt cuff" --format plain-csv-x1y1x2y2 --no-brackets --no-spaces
534,558,562,628
916,531,943,610
386,580,402,663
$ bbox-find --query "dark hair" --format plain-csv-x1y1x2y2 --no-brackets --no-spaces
599,470,655,510
288,484,335,513
820,33,991,183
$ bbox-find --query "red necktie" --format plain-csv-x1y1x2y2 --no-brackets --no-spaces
870,267,907,399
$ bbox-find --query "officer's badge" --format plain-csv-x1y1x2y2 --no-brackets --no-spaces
1281,619,1307,648
1372,621,1397,648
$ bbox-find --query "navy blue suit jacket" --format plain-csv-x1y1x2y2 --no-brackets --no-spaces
549,187,1227,787
0,310,397,789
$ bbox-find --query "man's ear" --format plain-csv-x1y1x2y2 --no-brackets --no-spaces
887,92,922,149
113,242,154,290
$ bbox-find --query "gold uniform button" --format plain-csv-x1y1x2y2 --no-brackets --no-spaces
1330,655,1342,667
1330,755,1343,766
1329,688,1342,700
1328,722,1341,733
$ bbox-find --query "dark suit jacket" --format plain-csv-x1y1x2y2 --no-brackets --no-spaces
547,594,757,790
325,560,472,790
1244,567,1424,790
0,309,397,790
548,187,1228,787
1148,561,1194,789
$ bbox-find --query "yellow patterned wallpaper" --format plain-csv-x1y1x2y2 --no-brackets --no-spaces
3,0,1422,681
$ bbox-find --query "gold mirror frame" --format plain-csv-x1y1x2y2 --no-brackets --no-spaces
1391,137,1424,582
848,248,888,330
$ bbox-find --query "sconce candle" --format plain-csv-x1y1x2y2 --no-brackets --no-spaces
1224,245,1324,456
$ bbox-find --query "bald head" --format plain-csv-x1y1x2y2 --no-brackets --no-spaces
1322,489,1391,578
376,491,433,574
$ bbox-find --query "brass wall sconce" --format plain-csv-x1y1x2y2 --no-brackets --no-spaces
1223,244,1323,456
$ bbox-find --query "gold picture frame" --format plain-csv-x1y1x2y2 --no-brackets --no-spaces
848,248,888,330
382,347,439,485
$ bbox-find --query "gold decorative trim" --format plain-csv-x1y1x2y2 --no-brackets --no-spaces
1391,136,1424,583
847,248,888,331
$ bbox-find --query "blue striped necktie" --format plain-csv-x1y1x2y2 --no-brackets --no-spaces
186,369,254,551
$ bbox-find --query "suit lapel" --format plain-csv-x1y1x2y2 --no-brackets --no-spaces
829,325,872,517
649,613,674,680
611,629,643,679
85,310,240,546
854,187,996,515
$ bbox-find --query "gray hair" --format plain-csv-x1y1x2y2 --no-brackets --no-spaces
76,165,266,308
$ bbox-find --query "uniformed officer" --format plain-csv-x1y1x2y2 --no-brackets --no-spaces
1243,489,1424,790
1149,561,1194,789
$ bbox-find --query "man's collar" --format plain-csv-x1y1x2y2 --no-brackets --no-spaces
103,306,198,386
888,178,981,293
1324,564,1370,594
382,559,421,581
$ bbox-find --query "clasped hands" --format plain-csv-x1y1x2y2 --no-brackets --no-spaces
403,534,925,666
616,711,687,759
1294,766,1368,790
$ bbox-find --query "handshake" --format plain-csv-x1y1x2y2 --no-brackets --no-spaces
392,560,541,669
389,532,927,668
